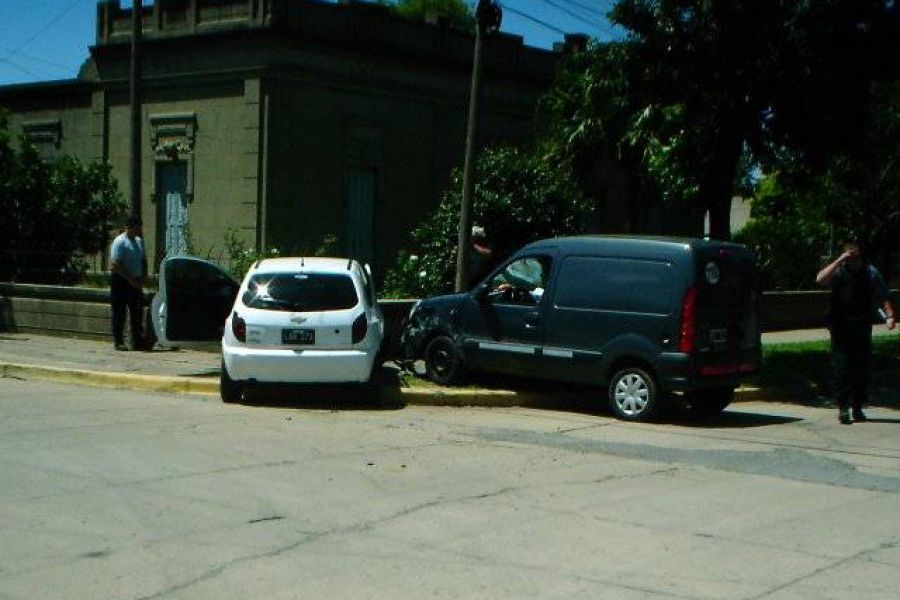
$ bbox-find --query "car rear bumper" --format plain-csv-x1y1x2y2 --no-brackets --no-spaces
223,345,375,383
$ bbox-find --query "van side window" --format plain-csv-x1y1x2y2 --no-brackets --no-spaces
488,255,552,305
555,257,676,314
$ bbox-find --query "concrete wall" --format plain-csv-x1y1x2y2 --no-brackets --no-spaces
0,284,412,354
3,284,897,354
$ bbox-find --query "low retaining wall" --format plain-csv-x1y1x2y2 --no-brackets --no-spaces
0,283,415,355
1,283,896,352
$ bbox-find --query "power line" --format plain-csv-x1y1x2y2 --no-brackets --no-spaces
500,4,569,35
3,0,87,59
0,58,44,79
562,0,617,20
537,0,618,39
0,46,72,73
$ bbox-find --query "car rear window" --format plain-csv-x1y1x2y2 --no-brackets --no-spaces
241,273,358,312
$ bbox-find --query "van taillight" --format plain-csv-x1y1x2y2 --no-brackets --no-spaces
352,314,368,344
679,287,696,353
232,312,246,342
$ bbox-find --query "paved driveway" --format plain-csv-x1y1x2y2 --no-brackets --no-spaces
1,377,898,599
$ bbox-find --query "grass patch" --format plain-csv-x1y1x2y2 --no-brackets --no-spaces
760,334,900,391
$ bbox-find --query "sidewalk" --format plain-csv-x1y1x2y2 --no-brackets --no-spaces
0,328,893,406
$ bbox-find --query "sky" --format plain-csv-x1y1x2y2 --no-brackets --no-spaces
0,0,623,86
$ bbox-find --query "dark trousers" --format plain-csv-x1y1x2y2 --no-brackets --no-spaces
830,320,872,411
111,274,143,348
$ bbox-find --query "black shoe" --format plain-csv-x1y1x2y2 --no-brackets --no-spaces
114,343,129,351
852,409,867,422
839,410,852,425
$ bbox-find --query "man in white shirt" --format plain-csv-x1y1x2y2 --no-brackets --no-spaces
109,215,147,350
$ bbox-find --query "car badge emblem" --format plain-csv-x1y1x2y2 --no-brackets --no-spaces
290,315,308,324
705,261,721,285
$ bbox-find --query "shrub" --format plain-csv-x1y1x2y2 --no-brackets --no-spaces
382,146,594,297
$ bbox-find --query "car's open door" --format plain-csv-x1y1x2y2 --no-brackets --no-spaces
151,256,240,348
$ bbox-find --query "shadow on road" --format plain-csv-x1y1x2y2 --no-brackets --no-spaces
657,409,802,428
234,365,405,411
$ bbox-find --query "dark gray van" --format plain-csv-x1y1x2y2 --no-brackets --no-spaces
401,236,761,420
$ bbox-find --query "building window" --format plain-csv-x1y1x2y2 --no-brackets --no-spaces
22,119,62,162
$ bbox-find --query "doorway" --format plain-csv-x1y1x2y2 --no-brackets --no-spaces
156,161,189,265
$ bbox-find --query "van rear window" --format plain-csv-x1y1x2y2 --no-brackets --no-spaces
242,273,358,312
555,257,676,315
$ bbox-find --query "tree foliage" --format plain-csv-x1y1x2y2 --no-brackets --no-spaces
541,1,895,239
0,111,127,282
382,146,593,297
382,1,899,294
378,0,474,31
736,82,900,288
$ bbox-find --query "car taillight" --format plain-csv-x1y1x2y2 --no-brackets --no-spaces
352,313,368,344
679,286,696,353
231,312,246,342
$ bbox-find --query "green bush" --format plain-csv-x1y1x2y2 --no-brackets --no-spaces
733,175,831,290
382,146,594,298
0,113,127,283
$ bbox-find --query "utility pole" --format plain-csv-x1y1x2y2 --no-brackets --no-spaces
130,0,143,219
454,0,502,292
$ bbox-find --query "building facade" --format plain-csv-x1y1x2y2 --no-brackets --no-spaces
0,0,560,274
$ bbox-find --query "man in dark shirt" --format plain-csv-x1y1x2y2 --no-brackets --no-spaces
816,243,896,424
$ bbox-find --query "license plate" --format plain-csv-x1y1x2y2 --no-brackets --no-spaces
282,328,315,345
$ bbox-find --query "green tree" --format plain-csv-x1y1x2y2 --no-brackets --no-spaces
382,146,593,297
0,111,127,282
737,82,900,288
378,0,474,31
541,1,894,239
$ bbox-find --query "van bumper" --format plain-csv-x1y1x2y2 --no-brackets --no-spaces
655,352,759,392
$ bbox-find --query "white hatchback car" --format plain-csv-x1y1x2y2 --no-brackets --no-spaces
151,256,385,402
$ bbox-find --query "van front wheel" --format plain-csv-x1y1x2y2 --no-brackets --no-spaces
608,367,659,421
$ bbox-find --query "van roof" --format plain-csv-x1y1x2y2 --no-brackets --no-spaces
521,235,747,255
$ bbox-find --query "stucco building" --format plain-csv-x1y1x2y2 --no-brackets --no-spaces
0,0,561,274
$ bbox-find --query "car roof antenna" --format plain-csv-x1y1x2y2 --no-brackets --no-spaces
347,258,353,270
300,257,305,267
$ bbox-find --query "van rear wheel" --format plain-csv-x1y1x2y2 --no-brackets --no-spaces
608,367,659,421
424,335,463,385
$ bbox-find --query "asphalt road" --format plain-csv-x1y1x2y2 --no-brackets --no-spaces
1,377,899,600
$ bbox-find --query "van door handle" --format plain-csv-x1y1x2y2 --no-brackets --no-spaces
523,312,540,330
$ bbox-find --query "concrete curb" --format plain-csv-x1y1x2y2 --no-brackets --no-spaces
1,360,783,407
0,363,219,395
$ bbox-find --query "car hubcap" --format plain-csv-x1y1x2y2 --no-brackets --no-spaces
430,345,451,376
614,374,649,415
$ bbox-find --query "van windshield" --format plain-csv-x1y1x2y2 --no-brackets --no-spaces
242,273,358,312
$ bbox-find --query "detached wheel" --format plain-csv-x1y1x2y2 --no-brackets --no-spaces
608,366,659,421
424,335,463,385
220,359,242,403
685,387,733,418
